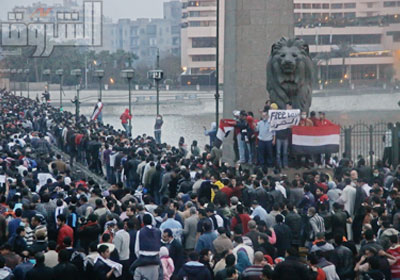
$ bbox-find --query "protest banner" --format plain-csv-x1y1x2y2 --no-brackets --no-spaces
268,110,300,131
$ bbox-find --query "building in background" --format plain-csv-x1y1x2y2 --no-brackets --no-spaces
180,0,225,86
101,1,181,67
294,0,400,87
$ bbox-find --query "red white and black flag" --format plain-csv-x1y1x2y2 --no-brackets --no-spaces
216,119,237,141
292,125,340,154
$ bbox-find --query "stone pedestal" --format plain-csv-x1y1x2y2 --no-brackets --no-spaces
223,0,294,163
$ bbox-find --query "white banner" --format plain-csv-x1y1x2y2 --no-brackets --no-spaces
268,109,300,131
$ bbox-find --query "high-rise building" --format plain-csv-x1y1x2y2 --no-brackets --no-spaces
294,0,400,86
101,1,181,67
180,0,224,86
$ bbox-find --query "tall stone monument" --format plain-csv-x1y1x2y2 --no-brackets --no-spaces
223,0,294,162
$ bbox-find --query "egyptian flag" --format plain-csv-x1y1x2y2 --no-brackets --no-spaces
292,124,340,154
216,119,237,141
91,101,103,121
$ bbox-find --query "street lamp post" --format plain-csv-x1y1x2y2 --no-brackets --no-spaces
56,69,63,110
24,69,30,99
17,69,23,96
148,50,164,116
121,69,135,137
94,69,104,100
215,0,220,127
71,69,82,124
11,69,17,95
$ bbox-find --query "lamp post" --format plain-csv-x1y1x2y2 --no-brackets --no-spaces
17,69,23,96
94,69,104,100
24,69,30,99
215,0,220,127
121,69,134,137
71,69,82,123
56,69,63,110
148,49,164,116
42,69,51,97
11,69,17,95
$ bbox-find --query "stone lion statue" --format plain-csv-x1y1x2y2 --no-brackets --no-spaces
267,37,314,113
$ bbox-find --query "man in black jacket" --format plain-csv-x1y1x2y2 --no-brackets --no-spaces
332,235,354,280
273,214,292,257
25,252,54,280
273,247,314,280
53,249,79,280
285,204,302,247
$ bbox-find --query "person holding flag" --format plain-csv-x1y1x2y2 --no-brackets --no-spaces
91,99,104,124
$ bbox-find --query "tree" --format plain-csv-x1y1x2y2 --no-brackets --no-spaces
335,42,352,80
315,52,332,83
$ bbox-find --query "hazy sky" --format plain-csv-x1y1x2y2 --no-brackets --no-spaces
0,0,170,21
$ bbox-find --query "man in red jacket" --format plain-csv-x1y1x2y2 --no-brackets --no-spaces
56,214,73,251
120,108,132,136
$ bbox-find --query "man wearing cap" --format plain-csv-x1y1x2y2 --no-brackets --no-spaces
256,111,275,168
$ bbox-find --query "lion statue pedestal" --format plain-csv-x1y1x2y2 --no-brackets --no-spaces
267,37,314,113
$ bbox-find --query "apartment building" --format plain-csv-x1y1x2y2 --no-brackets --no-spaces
180,0,224,86
294,0,400,85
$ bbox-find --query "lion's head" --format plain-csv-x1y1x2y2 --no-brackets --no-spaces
267,37,314,112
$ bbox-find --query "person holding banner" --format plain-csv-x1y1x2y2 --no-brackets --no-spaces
256,111,275,168
275,103,294,170
91,99,104,124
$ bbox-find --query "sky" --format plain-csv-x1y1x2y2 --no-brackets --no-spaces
0,0,170,21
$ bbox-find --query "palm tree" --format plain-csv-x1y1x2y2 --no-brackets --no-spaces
315,52,332,83
335,42,352,80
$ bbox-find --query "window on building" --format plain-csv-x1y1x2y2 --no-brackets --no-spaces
312,4,321,9
393,31,400,42
172,37,180,46
182,2,188,9
332,12,343,18
344,3,356,8
344,12,356,18
398,1,400,6
171,26,180,34
182,12,188,18
189,11,200,17
294,3,301,9
192,55,216,61
192,37,216,48
302,3,312,9
367,2,373,8
384,1,396,7
146,25,157,35
189,21,201,27
331,3,343,9
188,1,199,7
353,34,381,44
322,4,329,8
149,38,157,46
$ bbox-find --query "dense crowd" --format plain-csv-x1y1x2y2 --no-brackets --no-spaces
1,88,400,280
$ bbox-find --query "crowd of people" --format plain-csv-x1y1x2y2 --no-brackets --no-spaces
1,87,400,280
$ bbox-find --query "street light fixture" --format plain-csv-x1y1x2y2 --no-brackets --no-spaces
94,69,104,100
121,69,134,137
71,69,82,123
56,69,63,110
148,49,164,116
24,69,30,99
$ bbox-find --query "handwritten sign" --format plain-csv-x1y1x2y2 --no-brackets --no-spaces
269,109,300,131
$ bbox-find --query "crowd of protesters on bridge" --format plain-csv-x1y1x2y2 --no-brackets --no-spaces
1,87,400,280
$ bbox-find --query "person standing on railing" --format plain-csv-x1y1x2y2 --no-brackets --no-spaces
154,115,163,145
120,109,132,137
